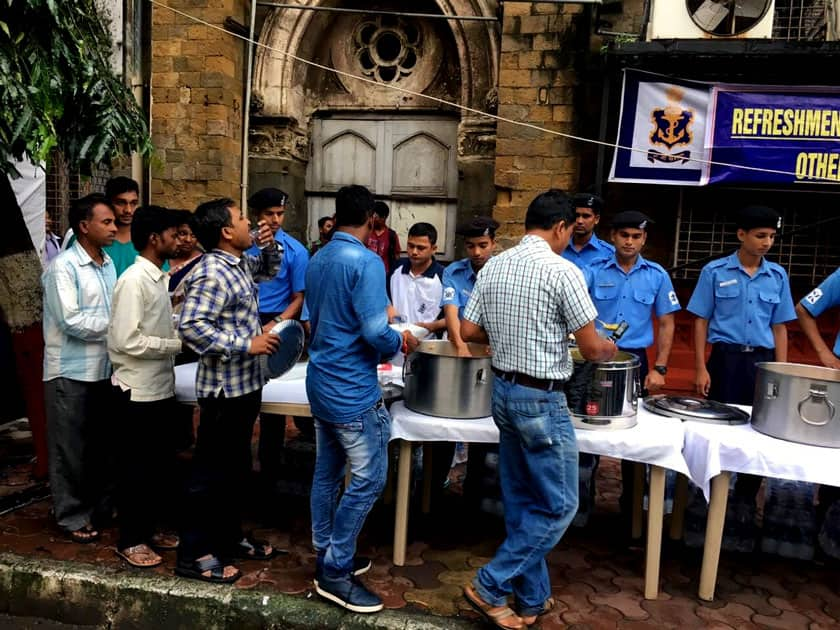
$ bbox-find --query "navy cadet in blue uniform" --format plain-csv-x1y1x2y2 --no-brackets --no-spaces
561,193,614,270
441,217,499,356
427,217,499,515
687,205,795,404
584,210,680,392
583,210,680,524
687,205,796,549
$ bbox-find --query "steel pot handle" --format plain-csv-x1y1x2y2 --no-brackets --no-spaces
476,368,487,385
403,355,412,381
797,385,835,427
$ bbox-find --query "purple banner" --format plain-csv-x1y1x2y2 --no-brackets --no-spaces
709,88,840,185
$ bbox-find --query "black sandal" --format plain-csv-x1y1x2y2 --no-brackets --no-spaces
68,524,100,544
175,555,241,584
229,537,278,561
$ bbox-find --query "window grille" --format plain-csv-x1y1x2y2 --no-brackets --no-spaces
773,0,827,40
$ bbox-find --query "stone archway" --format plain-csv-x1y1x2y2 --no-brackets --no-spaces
247,1,499,252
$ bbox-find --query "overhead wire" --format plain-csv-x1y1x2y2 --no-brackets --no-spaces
148,0,840,183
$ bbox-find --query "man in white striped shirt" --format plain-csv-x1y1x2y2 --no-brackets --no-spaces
42,193,117,544
461,190,616,629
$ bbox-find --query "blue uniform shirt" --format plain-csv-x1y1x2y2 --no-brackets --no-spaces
799,267,840,356
584,254,681,349
562,234,615,270
248,229,309,314
687,252,796,349
440,258,477,319
305,232,402,422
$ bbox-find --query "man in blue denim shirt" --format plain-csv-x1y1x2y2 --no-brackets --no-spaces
461,190,616,629
305,185,419,613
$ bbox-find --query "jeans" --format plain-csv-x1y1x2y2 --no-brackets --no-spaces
310,401,390,577
474,377,579,616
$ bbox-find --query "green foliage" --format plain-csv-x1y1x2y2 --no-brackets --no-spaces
0,0,153,177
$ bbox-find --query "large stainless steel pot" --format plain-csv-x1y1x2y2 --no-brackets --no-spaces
403,340,492,419
565,349,640,430
752,362,840,448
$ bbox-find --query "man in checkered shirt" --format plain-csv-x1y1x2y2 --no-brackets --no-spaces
461,190,616,629
176,198,282,584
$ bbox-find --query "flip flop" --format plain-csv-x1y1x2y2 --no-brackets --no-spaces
115,544,163,568
68,525,100,544
229,537,278,561
519,596,557,627
463,584,525,630
175,555,241,584
150,532,179,551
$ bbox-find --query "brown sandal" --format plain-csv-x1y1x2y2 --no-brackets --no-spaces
463,584,525,630
150,532,179,551
520,596,556,627
115,544,163,568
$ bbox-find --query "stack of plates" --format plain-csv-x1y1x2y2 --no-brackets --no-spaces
643,395,750,425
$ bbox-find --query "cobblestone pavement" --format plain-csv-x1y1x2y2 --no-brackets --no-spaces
0,422,839,629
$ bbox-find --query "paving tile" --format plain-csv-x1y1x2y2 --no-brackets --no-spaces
696,602,764,629
562,603,625,628
752,610,812,629
565,566,620,595
641,595,703,628
554,580,596,616
729,591,784,617
404,582,463,616
390,560,446,590
589,586,650,620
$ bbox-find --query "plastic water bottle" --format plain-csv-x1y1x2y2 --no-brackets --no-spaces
761,479,816,560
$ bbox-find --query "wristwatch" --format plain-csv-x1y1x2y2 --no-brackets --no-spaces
653,365,668,376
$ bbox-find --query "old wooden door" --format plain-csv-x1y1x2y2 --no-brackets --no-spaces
306,115,459,260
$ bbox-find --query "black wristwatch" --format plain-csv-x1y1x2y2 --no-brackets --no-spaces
653,365,668,376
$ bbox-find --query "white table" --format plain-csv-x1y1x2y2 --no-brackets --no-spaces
174,361,312,416
389,401,689,599
682,415,840,600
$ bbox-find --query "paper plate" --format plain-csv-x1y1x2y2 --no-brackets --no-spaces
261,320,305,379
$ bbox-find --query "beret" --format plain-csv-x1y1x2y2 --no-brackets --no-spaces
248,187,288,211
735,205,782,231
456,216,500,238
611,210,653,230
573,193,604,214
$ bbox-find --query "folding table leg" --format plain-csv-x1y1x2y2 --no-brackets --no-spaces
644,465,666,599
392,440,413,566
669,474,689,541
632,462,645,539
699,471,731,601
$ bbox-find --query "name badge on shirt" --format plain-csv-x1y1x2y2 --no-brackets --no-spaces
597,282,616,288
443,287,456,300
718,279,738,287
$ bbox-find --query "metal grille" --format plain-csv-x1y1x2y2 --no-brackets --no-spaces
773,0,827,40
673,193,840,287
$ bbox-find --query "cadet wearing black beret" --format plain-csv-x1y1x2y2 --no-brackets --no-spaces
572,192,604,215
248,187,288,211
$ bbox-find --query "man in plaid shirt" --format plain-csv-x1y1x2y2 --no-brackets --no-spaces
176,198,282,584
461,190,616,629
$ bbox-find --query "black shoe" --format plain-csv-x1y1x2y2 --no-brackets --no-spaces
314,573,383,613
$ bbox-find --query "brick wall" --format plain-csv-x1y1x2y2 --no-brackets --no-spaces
493,2,586,243
150,0,245,211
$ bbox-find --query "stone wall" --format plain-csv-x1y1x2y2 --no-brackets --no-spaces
493,1,589,243
150,0,246,210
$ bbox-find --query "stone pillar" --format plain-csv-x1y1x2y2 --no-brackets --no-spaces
150,0,246,210
493,2,584,243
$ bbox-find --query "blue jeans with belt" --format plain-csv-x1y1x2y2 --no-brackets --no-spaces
310,401,390,577
473,377,579,616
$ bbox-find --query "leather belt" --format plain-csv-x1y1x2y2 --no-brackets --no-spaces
491,367,564,392
714,342,771,354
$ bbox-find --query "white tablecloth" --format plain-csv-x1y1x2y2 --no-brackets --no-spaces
683,413,840,501
174,361,309,405
389,401,689,475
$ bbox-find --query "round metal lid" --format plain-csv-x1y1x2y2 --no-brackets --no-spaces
262,320,305,379
643,395,750,425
